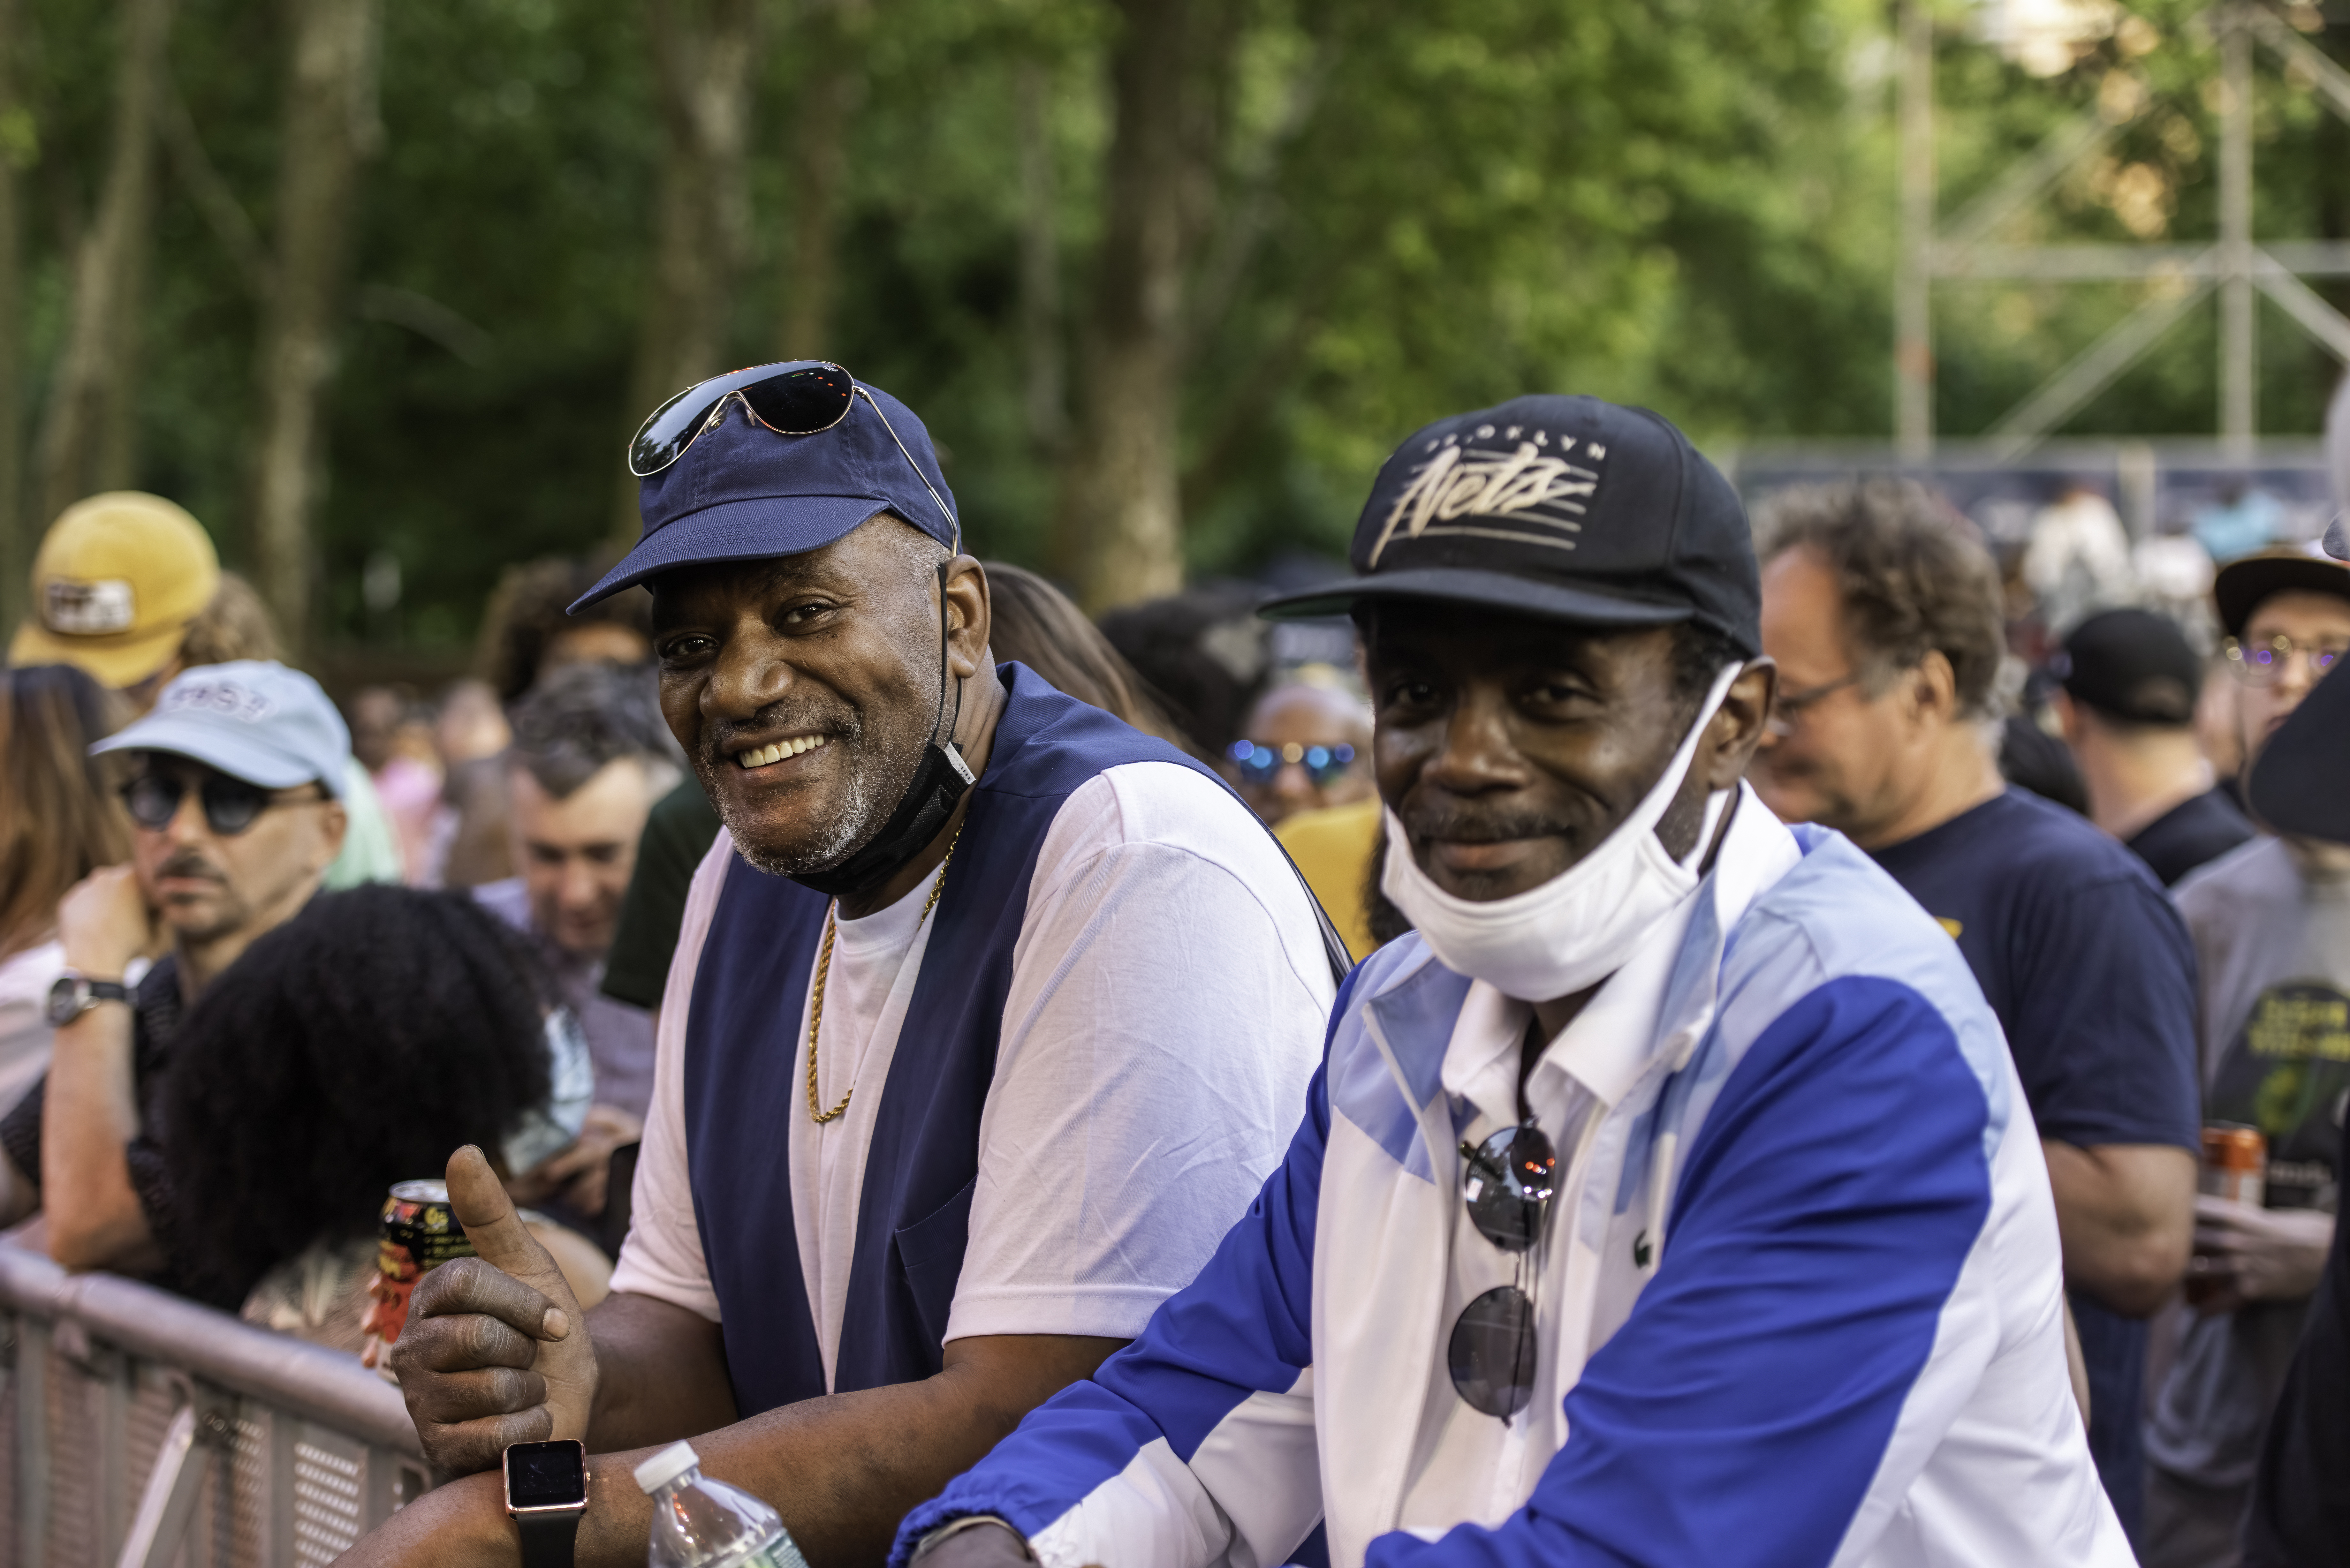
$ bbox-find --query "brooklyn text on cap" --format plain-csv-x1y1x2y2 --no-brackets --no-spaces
1259,394,1761,657
572,372,957,610
91,659,352,795
2055,607,2203,727
2213,544,2350,639
8,492,221,688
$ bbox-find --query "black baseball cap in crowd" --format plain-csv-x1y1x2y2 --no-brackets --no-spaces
2053,608,2203,727
572,374,957,610
2212,545,2350,639
1259,395,1760,655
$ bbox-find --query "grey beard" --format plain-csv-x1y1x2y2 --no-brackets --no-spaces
709,727,923,881
722,761,875,878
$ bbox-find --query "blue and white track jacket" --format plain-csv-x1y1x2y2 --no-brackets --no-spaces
895,811,2131,1568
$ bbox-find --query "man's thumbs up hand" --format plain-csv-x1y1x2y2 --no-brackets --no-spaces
386,1145,602,1476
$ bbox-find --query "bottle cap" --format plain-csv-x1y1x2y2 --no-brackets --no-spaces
633,1440,699,1495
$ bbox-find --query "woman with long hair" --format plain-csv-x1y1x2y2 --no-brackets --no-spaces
161,885,611,1351
0,664,133,1115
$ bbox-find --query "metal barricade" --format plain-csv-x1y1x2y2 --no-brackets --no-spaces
0,1241,436,1567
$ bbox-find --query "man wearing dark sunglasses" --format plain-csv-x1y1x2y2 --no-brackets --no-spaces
897,397,2131,1568
347,368,1336,1568
0,659,347,1279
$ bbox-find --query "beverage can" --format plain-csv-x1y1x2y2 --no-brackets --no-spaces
2187,1124,2268,1308
2201,1123,2268,1207
361,1179,477,1362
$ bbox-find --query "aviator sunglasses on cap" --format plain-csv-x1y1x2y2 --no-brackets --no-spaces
627,359,957,539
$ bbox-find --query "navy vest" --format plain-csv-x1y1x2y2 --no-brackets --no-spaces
683,665,1229,1415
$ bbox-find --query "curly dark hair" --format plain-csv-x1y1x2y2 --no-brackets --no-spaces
162,886,556,1306
1755,479,2006,721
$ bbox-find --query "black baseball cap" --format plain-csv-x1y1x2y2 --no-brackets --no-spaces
2212,546,2350,639
1259,395,1760,656
2054,608,2202,727
572,376,956,609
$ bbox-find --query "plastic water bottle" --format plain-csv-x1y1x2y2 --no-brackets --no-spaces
636,1441,810,1568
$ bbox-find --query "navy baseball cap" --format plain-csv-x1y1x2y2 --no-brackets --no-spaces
572,377,958,609
1260,395,1761,656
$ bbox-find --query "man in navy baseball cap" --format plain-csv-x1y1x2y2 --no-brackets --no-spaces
359,366,1339,1568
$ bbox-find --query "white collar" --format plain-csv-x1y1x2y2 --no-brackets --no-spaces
1437,783,1798,1117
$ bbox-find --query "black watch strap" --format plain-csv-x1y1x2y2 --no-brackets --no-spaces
87,979,130,1005
515,1508,583,1568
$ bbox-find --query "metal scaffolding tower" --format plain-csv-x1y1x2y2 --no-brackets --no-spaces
1896,1,2350,461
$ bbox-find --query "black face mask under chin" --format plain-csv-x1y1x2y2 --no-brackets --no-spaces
791,736,972,900
791,560,976,902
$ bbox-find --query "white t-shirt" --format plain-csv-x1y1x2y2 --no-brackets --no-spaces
610,760,1335,1391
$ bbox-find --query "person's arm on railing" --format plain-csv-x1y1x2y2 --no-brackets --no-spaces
341,1147,1122,1568
42,867,165,1275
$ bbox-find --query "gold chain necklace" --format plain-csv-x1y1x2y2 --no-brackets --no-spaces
805,823,963,1125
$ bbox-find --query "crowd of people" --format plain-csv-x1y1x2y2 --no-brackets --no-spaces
0,363,2346,1568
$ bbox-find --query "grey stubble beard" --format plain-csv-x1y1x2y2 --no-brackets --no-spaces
701,703,926,880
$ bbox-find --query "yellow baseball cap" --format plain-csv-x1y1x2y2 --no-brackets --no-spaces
8,492,220,688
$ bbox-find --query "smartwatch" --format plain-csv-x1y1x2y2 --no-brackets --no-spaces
45,971,130,1028
503,1439,589,1568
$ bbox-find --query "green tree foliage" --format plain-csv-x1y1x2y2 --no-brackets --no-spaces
3,0,2342,653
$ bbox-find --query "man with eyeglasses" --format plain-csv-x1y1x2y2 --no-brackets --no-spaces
0,659,349,1277
2142,544,2350,1568
894,397,2128,1568
1747,480,2199,1545
341,366,1334,1568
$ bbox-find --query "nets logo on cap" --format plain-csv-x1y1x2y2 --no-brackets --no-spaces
42,578,136,636
160,677,277,724
1366,424,1608,567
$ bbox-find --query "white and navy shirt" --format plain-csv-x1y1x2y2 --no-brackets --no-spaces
610,759,1334,1388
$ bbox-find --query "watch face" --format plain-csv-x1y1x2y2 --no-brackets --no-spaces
44,977,81,1028
504,1440,588,1510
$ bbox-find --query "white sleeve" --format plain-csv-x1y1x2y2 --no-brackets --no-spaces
944,765,1335,1344
607,829,734,1322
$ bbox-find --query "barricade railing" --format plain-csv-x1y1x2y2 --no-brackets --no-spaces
0,1241,435,1567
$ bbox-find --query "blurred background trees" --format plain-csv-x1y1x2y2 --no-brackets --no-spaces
0,0,2340,660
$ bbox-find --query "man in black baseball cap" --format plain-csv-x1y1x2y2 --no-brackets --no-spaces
900,396,2127,1568
349,366,1337,1568
2052,608,2252,886
2145,418,2350,1565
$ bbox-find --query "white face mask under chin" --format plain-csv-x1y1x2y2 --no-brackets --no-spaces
1381,662,1742,1003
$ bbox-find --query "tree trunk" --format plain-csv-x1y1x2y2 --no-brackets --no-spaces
1049,0,1231,613
33,0,173,530
613,0,759,545
249,0,382,655
1016,56,1065,455
0,0,25,633
777,0,863,362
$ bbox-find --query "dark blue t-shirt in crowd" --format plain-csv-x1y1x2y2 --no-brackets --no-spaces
1868,787,2201,1544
